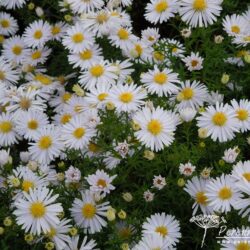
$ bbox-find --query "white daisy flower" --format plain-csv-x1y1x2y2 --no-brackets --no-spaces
0,0,27,9
67,0,104,14
2,35,29,64
109,26,136,51
223,14,249,37
50,21,68,41
197,102,239,142
61,114,96,150
24,46,52,66
206,174,242,213
184,176,213,215
46,218,71,250
108,83,147,113
68,44,103,69
142,213,181,247
179,0,223,27
133,106,177,152
70,190,110,234
182,52,204,71
0,12,18,36
16,110,49,141
231,161,250,183
141,66,180,97
79,61,118,90
28,124,64,164
64,235,98,250
133,234,171,250
23,20,51,48
49,90,72,113
85,84,111,109
64,95,87,115
83,10,118,37
0,112,19,147
145,0,179,24
62,23,94,53
13,186,63,235
6,86,47,114
11,166,48,194
206,91,224,105
0,56,19,86
86,169,117,196
173,80,208,110
141,27,160,46
231,99,250,132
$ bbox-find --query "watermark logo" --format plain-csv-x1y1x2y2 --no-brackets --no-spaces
190,214,226,247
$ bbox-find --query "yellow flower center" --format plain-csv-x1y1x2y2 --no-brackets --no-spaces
196,191,208,205
0,71,5,80
154,72,167,85
0,121,12,133
231,25,240,34
35,74,52,85
96,13,109,24
243,172,250,182
31,51,42,60
155,226,168,237
191,60,199,67
154,51,164,61
97,179,107,188
28,120,38,130
0,35,4,43
79,49,93,60
147,119,163,135
237,109,248,121
22,180,34,192
72,33,84,43
181,87,194,100
47,227,57,238
153,248,161,250
51,26,61,35
193,0,207,11
119,92,134,103
62,92,71,103
90,65,104,77
212,112,227,126
33,30,43,39
82,203,96,219
73,127,85,139
218,187,232,200
117,28,129,40
12,45,22,55
135,44,143,56
88,142,99,152
38,136,52,150
60,114,72,124
172,47,178,53
1,19,10,28
236,50,248,58
244,36,250,42
19,97,31,110
98,93,108,101
236,242,250,250
155,1,168,13
30,202,46,218
119,228,131,239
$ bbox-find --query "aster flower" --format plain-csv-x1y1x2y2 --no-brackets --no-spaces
13,186,63,235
